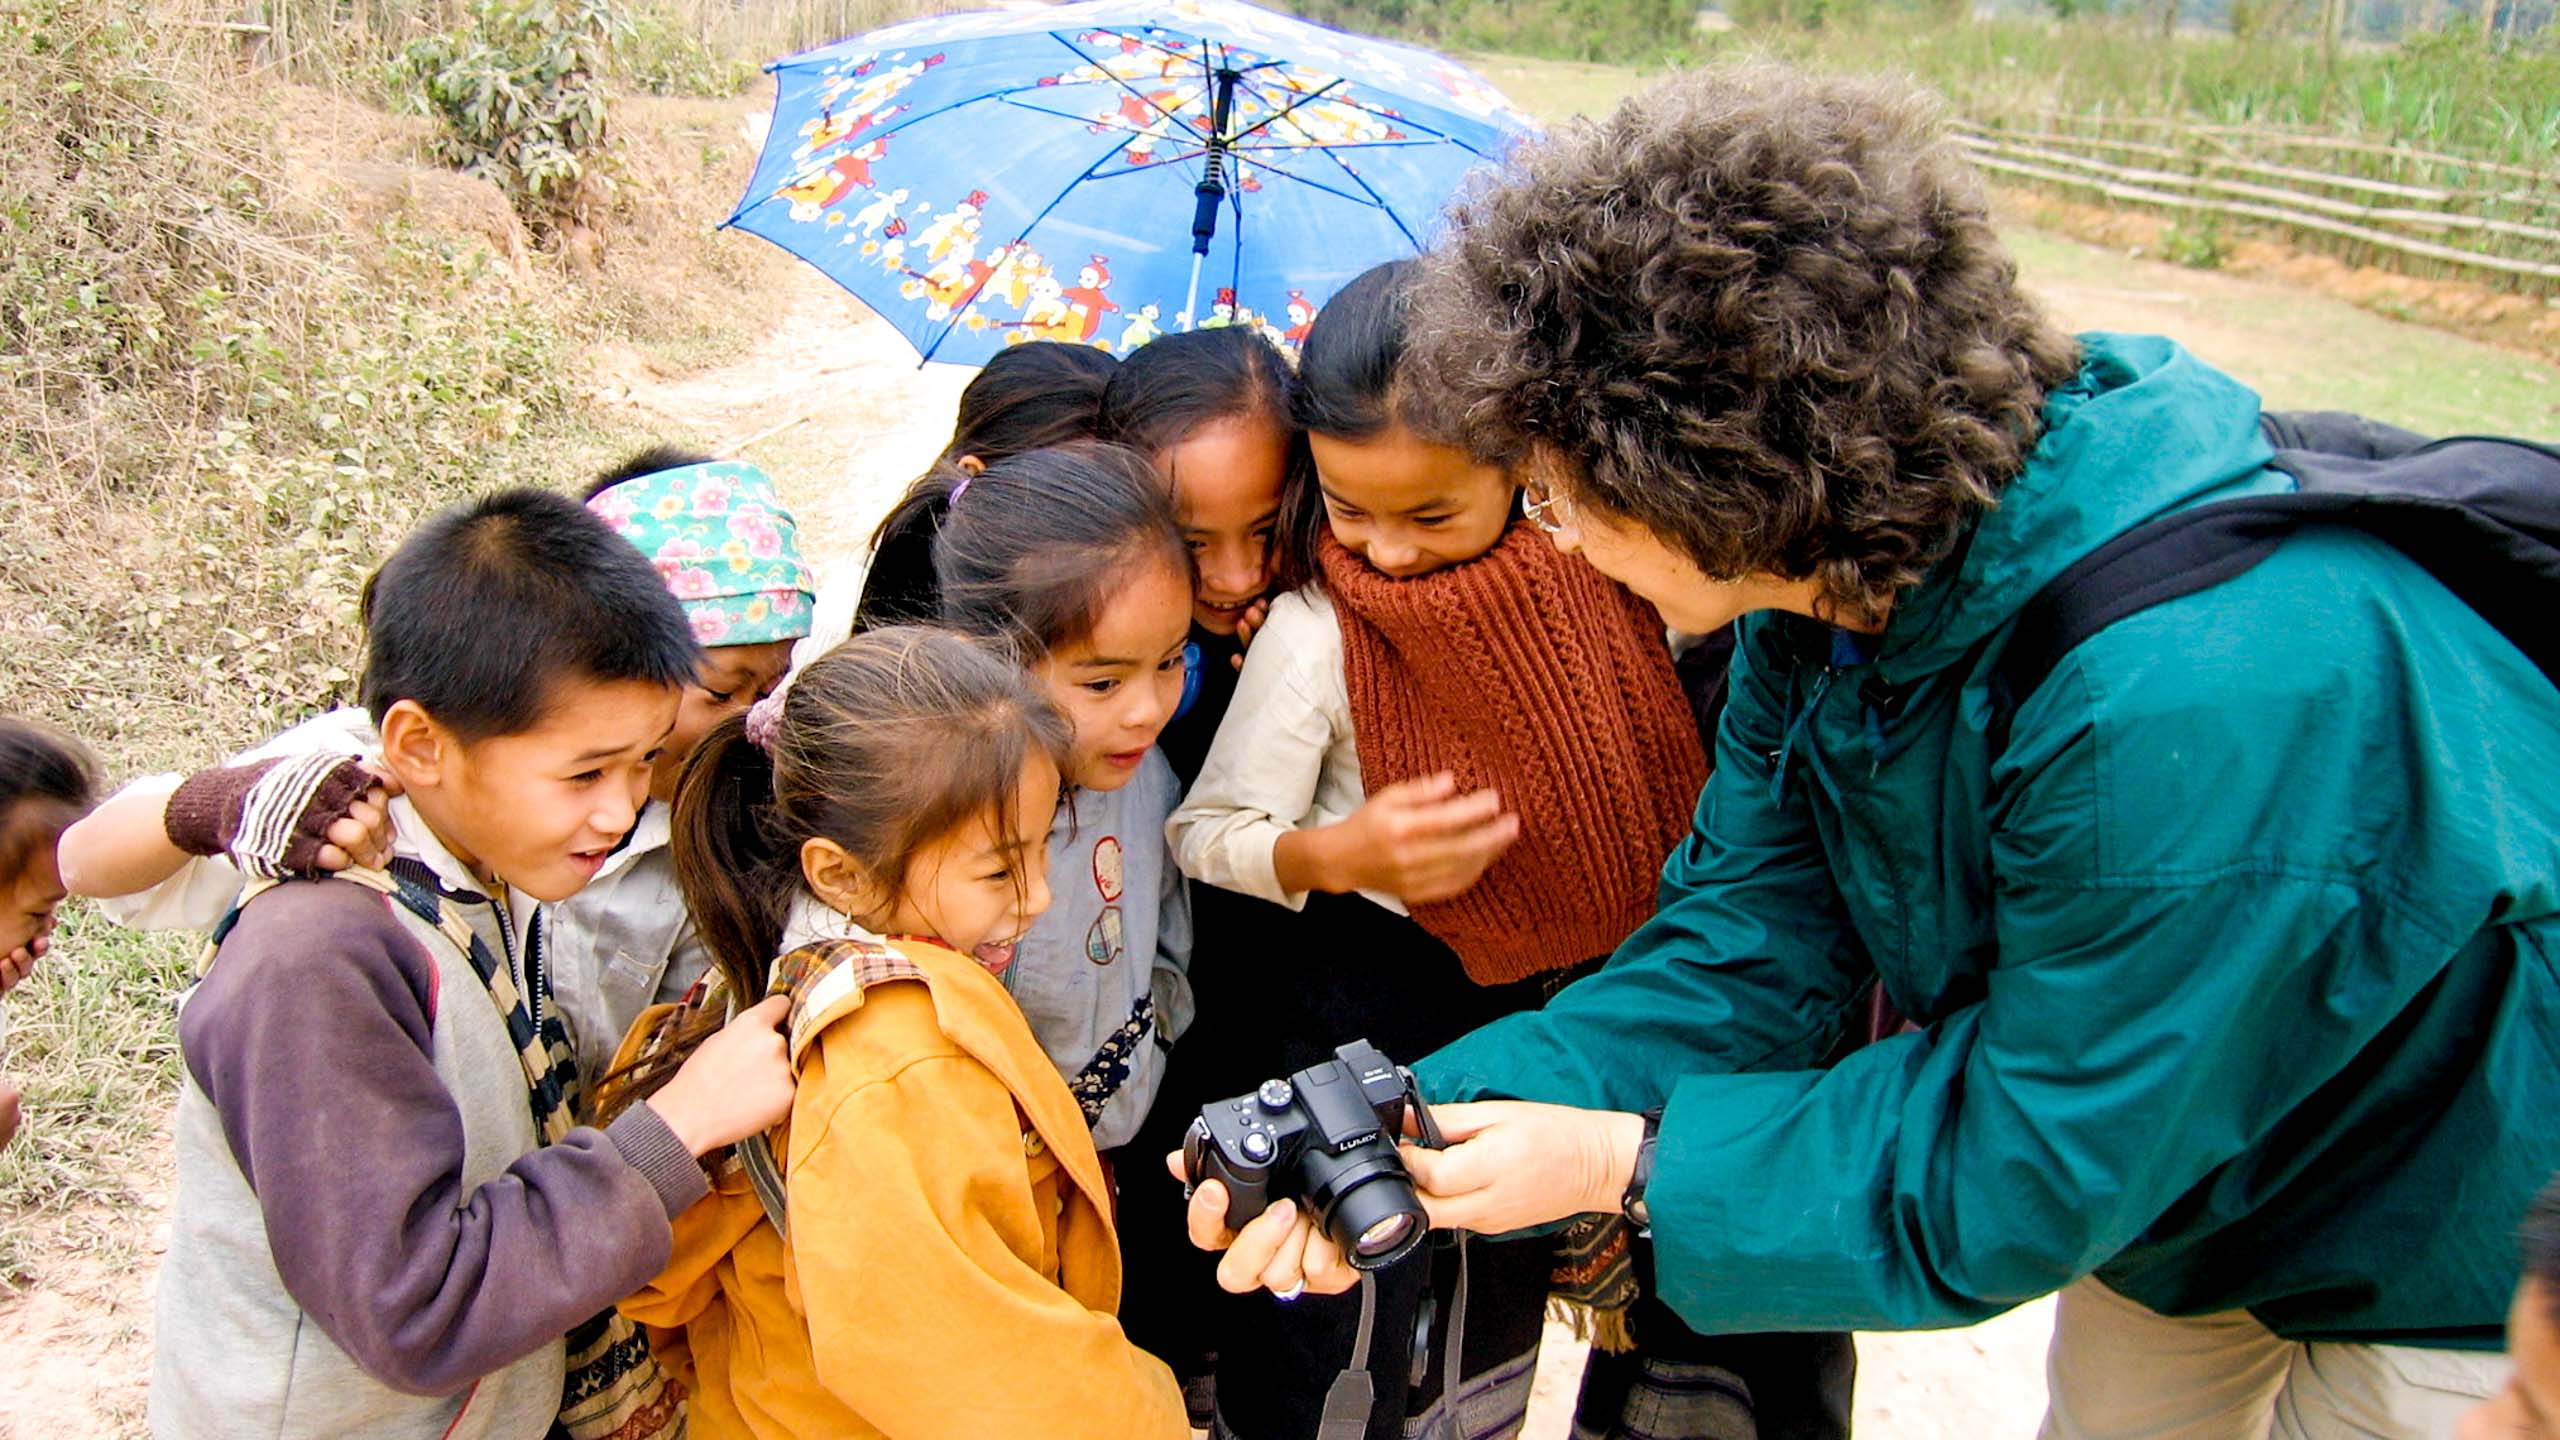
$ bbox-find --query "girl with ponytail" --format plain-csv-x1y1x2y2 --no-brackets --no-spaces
598,626,1187,1440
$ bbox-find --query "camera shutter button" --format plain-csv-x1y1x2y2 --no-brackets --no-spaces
1241,1130,1276,1163
1256,1079,1295,1112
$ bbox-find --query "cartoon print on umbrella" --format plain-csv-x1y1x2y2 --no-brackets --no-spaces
726,0,1536,365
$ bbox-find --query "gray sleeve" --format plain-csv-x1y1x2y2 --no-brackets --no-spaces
179,883,708,1397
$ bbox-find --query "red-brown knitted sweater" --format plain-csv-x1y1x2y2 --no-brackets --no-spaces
1317,525,1709,985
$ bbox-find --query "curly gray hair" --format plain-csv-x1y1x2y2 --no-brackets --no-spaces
1408,65,2081,620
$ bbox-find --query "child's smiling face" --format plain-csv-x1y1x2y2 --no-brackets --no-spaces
1307,422,1514,579
386,675,679,904
1161,414,1291,635
852,748,1060,977
1031,554,1192,792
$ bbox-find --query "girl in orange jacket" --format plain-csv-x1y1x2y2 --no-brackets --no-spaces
597,626,1186,1439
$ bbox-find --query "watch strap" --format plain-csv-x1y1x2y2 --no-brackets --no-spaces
1621,1107,1664,1237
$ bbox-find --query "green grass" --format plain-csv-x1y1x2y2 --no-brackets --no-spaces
2001,226,2560,434
0,918,194,1291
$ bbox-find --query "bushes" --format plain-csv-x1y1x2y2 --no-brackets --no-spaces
0,0,591,764
398,0,624,233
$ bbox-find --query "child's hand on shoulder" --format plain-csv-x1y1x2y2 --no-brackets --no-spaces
166,754,401,877
650,994,796,1157
1337,772,1520,904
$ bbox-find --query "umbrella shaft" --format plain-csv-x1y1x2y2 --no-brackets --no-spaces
1191,63,1241,255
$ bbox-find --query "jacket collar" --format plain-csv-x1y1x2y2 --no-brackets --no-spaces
771,894,1113,1222
386,794,538,962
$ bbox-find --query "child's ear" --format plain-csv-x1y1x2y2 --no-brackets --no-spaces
376,700,451,794
800,837,884,919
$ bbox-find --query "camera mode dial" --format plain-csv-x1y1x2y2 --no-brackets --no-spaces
1256,1078,1296,1112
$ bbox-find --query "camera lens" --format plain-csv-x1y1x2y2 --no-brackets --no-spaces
1302,1144,1430,1271
1356,1212,1415,1256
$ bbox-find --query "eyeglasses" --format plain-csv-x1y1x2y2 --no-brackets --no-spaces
1520,481,1576,536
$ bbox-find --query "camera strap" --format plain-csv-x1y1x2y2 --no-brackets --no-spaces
1311,1234,1474,1440
1315,1274,1379,1440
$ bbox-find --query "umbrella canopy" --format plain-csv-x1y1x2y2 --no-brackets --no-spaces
726,0,1535,365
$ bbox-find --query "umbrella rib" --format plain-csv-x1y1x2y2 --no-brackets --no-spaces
914,128,1135,365
998,96,1204,141
1177,149,1386,208
1238,73,1485,154
1047,30,1203,134
744,79,1077,216
1300,140,1425,250
1220,76,1348,149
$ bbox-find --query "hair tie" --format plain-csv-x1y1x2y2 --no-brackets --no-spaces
743,693,786,752
947,474,972,507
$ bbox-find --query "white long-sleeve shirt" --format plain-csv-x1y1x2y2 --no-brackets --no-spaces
1164,586,1407,917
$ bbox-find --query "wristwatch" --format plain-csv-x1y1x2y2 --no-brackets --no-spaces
1621,1108,1664,1238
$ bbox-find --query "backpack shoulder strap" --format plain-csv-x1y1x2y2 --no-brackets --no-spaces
1985,499,2302,758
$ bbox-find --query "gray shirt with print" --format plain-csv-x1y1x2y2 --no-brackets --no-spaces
1006,748,1194,1151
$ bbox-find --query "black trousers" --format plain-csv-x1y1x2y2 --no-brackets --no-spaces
1572,1240,1856,1440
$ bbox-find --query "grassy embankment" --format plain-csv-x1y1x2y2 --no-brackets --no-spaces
0,0,933,1301
1467,45,2557,433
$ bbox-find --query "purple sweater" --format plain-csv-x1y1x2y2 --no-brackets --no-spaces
169,879,706,1397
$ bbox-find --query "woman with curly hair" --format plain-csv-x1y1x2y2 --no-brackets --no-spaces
1185,65,2557,1438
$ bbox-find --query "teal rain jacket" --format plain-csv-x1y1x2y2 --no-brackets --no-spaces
1417,334,2560,1348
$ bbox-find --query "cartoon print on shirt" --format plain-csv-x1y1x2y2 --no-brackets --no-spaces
1086,834,1126,965
1092,835,1126,902
1085,906,1125,967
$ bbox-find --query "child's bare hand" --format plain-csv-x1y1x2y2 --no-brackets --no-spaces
1231,600,1271,665
650,994,795,1157
314,766,400,872
1338,773,1520,904
1,936,44,997
0,1078,19,1154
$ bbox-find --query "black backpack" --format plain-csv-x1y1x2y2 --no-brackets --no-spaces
1986,414,2560,757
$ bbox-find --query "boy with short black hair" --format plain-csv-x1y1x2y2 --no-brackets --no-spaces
149,486,795,1440
66,452,817,1085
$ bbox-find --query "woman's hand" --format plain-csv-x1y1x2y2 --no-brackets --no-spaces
1400,1102,1646,1236
1162,1100,1646,1298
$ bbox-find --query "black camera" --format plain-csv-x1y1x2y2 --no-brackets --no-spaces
1182,1039,1438,1272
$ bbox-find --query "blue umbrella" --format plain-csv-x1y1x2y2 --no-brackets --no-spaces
725,0,1536,365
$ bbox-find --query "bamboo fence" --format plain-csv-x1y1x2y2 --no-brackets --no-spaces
1954,110,2560,291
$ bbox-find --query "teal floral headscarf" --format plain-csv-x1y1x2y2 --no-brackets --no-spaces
587,461,817,648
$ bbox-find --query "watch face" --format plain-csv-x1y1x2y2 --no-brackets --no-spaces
1628,1196,1651,1230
